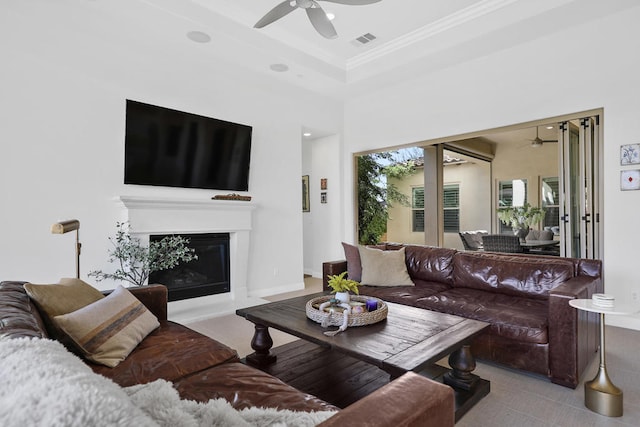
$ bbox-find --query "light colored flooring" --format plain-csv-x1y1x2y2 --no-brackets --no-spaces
186,278,640,426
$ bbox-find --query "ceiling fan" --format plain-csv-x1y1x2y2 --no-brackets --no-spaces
528,127,558,148
254,0,382,39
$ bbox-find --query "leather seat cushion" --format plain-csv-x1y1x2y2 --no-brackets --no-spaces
90,321,239,387
174,362,338,413
359,280,449,305
417,288,549,344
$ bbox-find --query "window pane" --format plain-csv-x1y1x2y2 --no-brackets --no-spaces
443,185,459,208
412,187,424,208
544,207,560,228
541,177,559,207
443,209,459,232
498,179,527,207
443,184,460,232
413,209,424,232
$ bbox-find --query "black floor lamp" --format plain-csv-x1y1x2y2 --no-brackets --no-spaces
51,219,81,279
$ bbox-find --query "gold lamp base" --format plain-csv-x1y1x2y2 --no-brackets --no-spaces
584,367,623,417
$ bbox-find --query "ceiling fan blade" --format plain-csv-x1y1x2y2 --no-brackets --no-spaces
306,6,338,39
319,0,382,5
254,1,298,29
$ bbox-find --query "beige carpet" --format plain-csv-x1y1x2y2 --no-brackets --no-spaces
186,278,640,426
187,277,323,359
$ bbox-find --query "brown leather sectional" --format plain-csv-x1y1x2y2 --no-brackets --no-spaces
323,244,602,388
0,280,454,427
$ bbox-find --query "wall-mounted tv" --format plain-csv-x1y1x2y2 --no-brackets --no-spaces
124,100,252,191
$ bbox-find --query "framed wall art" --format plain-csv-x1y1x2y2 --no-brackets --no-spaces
302,175,310,212
620,144,640,165
620,170,640,191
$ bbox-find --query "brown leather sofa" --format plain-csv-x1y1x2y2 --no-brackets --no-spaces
0,280,454,427
323,243,602,389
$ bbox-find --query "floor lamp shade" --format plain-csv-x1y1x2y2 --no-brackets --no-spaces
51,219,81,279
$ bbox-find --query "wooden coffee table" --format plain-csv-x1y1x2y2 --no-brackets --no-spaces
236,292,490,419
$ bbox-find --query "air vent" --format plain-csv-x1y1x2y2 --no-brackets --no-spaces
351,33,377,47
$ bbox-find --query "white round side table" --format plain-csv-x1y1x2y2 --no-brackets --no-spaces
569,299,639,417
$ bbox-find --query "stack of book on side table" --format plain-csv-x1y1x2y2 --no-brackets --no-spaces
592,293,615,308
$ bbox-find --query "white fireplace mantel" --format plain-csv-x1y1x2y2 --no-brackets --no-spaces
116,195,263,323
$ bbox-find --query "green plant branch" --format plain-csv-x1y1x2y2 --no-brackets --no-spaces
89,222,197,287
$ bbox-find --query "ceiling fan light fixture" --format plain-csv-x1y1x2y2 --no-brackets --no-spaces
531,139,543,148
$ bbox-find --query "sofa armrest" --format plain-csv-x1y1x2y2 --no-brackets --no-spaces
127,285,168,324
322,260,347,291
317,372,454,427
548,275,601,388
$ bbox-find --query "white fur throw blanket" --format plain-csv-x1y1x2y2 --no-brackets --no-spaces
0,338,336,427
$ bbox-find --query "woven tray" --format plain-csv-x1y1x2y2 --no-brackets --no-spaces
306,295,388,328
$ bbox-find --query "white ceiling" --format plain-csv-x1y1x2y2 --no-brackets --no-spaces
4,0,591,142
30,0,582,100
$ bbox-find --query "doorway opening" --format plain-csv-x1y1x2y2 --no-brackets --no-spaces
354,110,603,259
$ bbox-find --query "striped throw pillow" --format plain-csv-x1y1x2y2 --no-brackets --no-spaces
54,285,159,367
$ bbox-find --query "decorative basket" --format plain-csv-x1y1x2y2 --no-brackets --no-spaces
306,295,388,328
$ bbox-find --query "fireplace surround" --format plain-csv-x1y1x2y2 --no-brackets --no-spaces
117,195,258,322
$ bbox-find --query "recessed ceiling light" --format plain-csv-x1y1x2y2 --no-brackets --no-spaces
303,132,312,137
546,125,554,129
326,12,335,21
186,31,211,43
270,63,289,72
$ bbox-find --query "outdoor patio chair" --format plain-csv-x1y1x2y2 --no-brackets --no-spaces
481,234,524,253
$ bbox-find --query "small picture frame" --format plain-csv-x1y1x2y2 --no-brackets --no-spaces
302,175,310,212
620,170,640,191
320,178,328,190
620,144,640,165
320,192,327,204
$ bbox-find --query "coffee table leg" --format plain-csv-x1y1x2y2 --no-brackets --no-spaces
245,323,277,367
444,345,480,391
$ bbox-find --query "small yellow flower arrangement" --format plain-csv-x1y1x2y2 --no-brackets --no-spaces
326,271,359,295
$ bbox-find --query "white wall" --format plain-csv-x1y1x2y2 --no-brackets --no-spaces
0,11,342,306
302,135,344,278
343,4,640,330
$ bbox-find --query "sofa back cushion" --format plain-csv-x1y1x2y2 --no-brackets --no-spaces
404,245,456,285
0,281,48,340
452,252,575,299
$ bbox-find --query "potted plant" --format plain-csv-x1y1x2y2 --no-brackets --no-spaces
89,222,197,287
326,271,359,304
497,203,546,240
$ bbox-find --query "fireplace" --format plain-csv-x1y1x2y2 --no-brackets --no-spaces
149,233,230,302
118,195,257,323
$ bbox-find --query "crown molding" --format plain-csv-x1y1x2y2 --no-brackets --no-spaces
346,0,519,71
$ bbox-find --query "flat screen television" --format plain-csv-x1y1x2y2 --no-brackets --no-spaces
124,100,252,191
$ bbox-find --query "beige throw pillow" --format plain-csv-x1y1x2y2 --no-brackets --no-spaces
24,278,106,339
24,278,105,318
54,285,160,367
358,246,414,287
